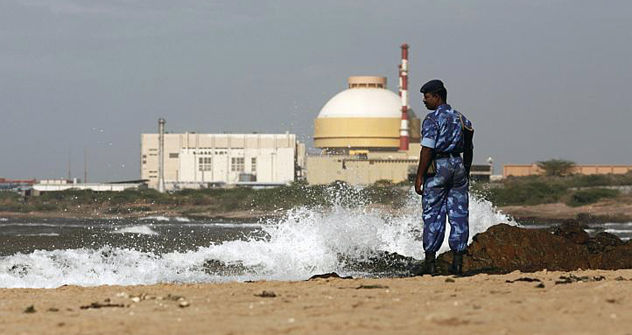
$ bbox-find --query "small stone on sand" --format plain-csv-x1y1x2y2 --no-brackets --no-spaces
255,290,277,298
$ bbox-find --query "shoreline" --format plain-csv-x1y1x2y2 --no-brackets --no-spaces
2,201,632,223
500,202,632,224
0,210,283,221
2,269,632,334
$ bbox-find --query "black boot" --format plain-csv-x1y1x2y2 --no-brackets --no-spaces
451,251,464,275
424,252,436,275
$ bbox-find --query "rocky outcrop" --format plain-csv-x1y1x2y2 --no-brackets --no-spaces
436,223,632,275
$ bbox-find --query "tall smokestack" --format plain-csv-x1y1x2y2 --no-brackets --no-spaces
158,118,166,193
398,64,402,97
399,43,410,151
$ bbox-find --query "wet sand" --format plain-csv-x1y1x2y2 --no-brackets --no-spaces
2,269,632,335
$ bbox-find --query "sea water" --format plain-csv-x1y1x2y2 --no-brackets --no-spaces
0,188,515,288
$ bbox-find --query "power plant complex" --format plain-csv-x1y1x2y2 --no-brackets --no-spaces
141,44,483,190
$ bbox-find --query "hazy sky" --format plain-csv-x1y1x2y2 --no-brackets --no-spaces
1,0,631,181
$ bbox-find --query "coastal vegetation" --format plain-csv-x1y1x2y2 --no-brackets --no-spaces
1,172,631,219
0,180,409,217
473,173,632,207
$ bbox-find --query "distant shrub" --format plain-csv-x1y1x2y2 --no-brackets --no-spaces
566,188,620,207
486,180,567,206
0,192,21,202
537,159,576,177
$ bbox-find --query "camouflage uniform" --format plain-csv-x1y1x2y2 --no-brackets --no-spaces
420,104,473,253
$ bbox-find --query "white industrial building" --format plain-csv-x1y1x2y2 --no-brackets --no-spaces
141,132,305,190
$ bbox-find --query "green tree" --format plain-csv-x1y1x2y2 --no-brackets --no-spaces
537,159,576,177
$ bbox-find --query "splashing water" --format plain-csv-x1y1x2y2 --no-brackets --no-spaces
112,225,159,236
0,188,514,288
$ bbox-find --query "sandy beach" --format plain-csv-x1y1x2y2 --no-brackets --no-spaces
2,270,632,335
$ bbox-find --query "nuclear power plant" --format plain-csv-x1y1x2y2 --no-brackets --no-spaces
140,43,490,190
306,44,423,185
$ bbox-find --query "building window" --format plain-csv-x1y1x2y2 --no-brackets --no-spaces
251,157,257,174
169,153,179,158
231,157,245,172
199,157,212,171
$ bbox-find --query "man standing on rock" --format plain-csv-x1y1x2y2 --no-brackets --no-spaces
414,79,474,275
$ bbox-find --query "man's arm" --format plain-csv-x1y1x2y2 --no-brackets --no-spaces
415,146,434,195
462,129,474,178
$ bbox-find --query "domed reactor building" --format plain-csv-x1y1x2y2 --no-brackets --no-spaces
307,45,423,185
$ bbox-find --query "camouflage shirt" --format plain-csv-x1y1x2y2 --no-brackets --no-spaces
421,104,473,153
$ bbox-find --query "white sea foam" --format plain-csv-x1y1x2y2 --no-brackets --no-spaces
113,225,159,235
140,216,170,222
0,189,514,288
602,222,632,227
0,218,8,222
174,217,190,222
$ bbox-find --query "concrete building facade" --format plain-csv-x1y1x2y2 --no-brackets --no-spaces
141,133,305,190
307,148,421,185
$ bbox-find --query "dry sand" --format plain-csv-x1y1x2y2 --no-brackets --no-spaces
2,270,632,335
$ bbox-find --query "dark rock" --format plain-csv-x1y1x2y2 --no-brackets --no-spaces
308,272,352,280
23,305,36,314
434,223,632,275
506,277,542,283
340,251,420,275
356,284,389,289
80,302,127,309
552,222,590,244
254,290,276,298
535,283,546,288
555,274,605,284
586,232,625,253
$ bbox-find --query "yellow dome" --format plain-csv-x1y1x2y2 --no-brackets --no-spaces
314,76,419,150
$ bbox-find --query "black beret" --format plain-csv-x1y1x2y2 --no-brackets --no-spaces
420,79,445,94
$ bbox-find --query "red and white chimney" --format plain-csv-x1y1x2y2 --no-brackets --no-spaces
399,43,410,151
398,64,402,97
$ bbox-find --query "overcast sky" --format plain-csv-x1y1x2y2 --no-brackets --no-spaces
1,0,631,181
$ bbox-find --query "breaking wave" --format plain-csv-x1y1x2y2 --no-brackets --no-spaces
0,188,514,288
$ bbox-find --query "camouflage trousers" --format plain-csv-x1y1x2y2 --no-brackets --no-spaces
422,156,469,253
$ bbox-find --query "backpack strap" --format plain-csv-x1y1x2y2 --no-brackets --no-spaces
457,112,473,132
